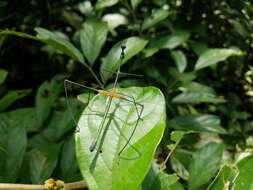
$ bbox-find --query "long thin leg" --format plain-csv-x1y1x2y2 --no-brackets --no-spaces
116,94,144,156
64,79,98,132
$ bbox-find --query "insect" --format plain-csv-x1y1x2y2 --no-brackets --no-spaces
64,43,144,156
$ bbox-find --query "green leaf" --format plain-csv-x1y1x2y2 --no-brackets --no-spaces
95,0,119,10
100,37,148,81
102,14,128,31
0,89,32,112
171,51,187,73
35,80,61,127
171,130,189,142
29,143,61,184
142,9,170,31
0,69,8,85
35,27,85,64
131,0,142,9
76,86,166,190
208,165,236,190
172,92,226,104
0,29,85,64
145,31,190,57
233,155,253,190
0,113,27,182
171,114,227,134
188,143,225,189
195,48,243,70
141,162,182,190
80,19,108,65
1,108,37,132
59,136,82,182
30,110,76,147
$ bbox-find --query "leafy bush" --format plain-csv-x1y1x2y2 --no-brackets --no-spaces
1,0,253,190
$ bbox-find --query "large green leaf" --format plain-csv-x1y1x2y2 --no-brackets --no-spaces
171,114,227,134
35,27,85,64
100,37,148,81
95,0,119,10
188,143,225,189
233,155,253,190
29,143,61,184
0,29,85,64
0,89,32,112
195,48,243,70
145,31,190,57
76,86,166,190
141,162,183,190
0,69,8,85
0,112,27,182
80,19,108,65
172,92,226,104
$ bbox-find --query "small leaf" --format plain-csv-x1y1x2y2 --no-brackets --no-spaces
172,92,226,104
145,31,190,57
188,143,225,189
29,144,61,184
141,162,181,190
59,136,82,182
195,48,243,70
0,69,8,85
102,14,128,31
131,0,143,9
171,130,189,142
171,51,187,73
100,37,148,81
0,89,32,112
80,19,108,65
233,155,253,190
35,27,85,64
171,114,227,134
76,86,166,190
95,0,119,10
35,80,61,127
142,9,170,31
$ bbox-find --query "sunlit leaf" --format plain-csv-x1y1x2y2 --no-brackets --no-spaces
188,143,225,189
142,9,170,31
95,0,119,10
80,19,108,65
76,86,166,190
171,51,187,73
233,155,253,190
195,48,243,70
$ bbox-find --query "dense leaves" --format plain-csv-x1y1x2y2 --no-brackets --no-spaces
0,0,253,189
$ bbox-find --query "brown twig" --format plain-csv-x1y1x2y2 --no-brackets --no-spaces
0,180,87,190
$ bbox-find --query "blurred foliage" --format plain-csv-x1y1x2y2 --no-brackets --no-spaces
1,0,253,189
